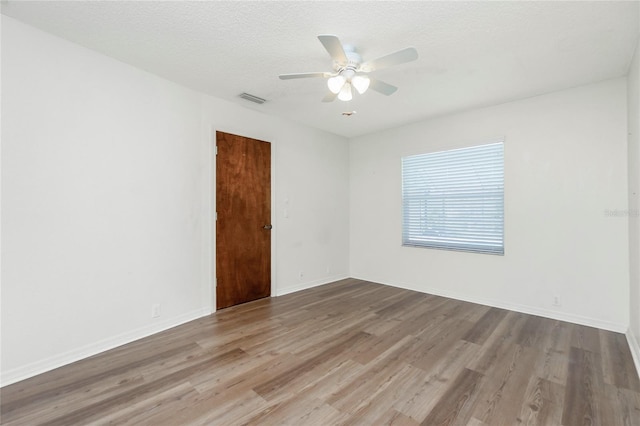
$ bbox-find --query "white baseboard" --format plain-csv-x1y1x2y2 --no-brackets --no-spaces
3,277,631,387
1,274,347,387
275,274,349,297
352,275,628,333
1,308,210,387
626,330,640,379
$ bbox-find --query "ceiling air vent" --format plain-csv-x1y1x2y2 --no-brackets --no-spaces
239,93,266,104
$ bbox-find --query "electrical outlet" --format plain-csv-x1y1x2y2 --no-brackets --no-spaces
152,304,161,318
552,296,561,307
299,271,304,280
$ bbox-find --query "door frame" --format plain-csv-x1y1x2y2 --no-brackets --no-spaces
209,128,277,312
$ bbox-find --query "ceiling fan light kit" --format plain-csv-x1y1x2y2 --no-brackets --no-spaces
327,75,346,94
279,35,418,102
352,75,370,94
338,82,353,101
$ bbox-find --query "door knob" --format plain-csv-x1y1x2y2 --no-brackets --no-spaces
263,224,273,230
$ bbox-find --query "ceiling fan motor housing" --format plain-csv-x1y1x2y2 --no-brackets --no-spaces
334,46,362,73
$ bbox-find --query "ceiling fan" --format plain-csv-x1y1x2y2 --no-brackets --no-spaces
279,35,418,102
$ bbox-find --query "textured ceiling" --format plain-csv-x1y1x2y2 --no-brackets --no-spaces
2,1,639,138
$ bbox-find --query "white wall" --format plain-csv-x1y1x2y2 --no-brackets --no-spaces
628,35,640,367
1,16,205,385
1,16,349,385
350,78,629,331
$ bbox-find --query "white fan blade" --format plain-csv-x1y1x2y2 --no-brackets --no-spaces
360,47,418,73
318,35,348,64
369,78,398,96
322,92,337,102
279,72,331,80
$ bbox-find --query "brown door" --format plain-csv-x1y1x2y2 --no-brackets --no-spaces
216,131,271,309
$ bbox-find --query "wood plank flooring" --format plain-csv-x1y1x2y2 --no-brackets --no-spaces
2,278,639,425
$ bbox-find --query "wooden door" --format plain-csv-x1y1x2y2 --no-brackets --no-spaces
216,132,271,309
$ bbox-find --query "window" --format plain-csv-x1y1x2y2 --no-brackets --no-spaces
401,140,504,255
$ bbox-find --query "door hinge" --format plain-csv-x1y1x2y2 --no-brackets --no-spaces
215,212,218,221
215,146,218,155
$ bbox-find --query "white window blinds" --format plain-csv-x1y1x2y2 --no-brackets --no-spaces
401,140,504,255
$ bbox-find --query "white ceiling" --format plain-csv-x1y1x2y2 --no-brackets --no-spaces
2,1,639,138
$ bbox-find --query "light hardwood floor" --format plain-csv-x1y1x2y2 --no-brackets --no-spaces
2,278,639,425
